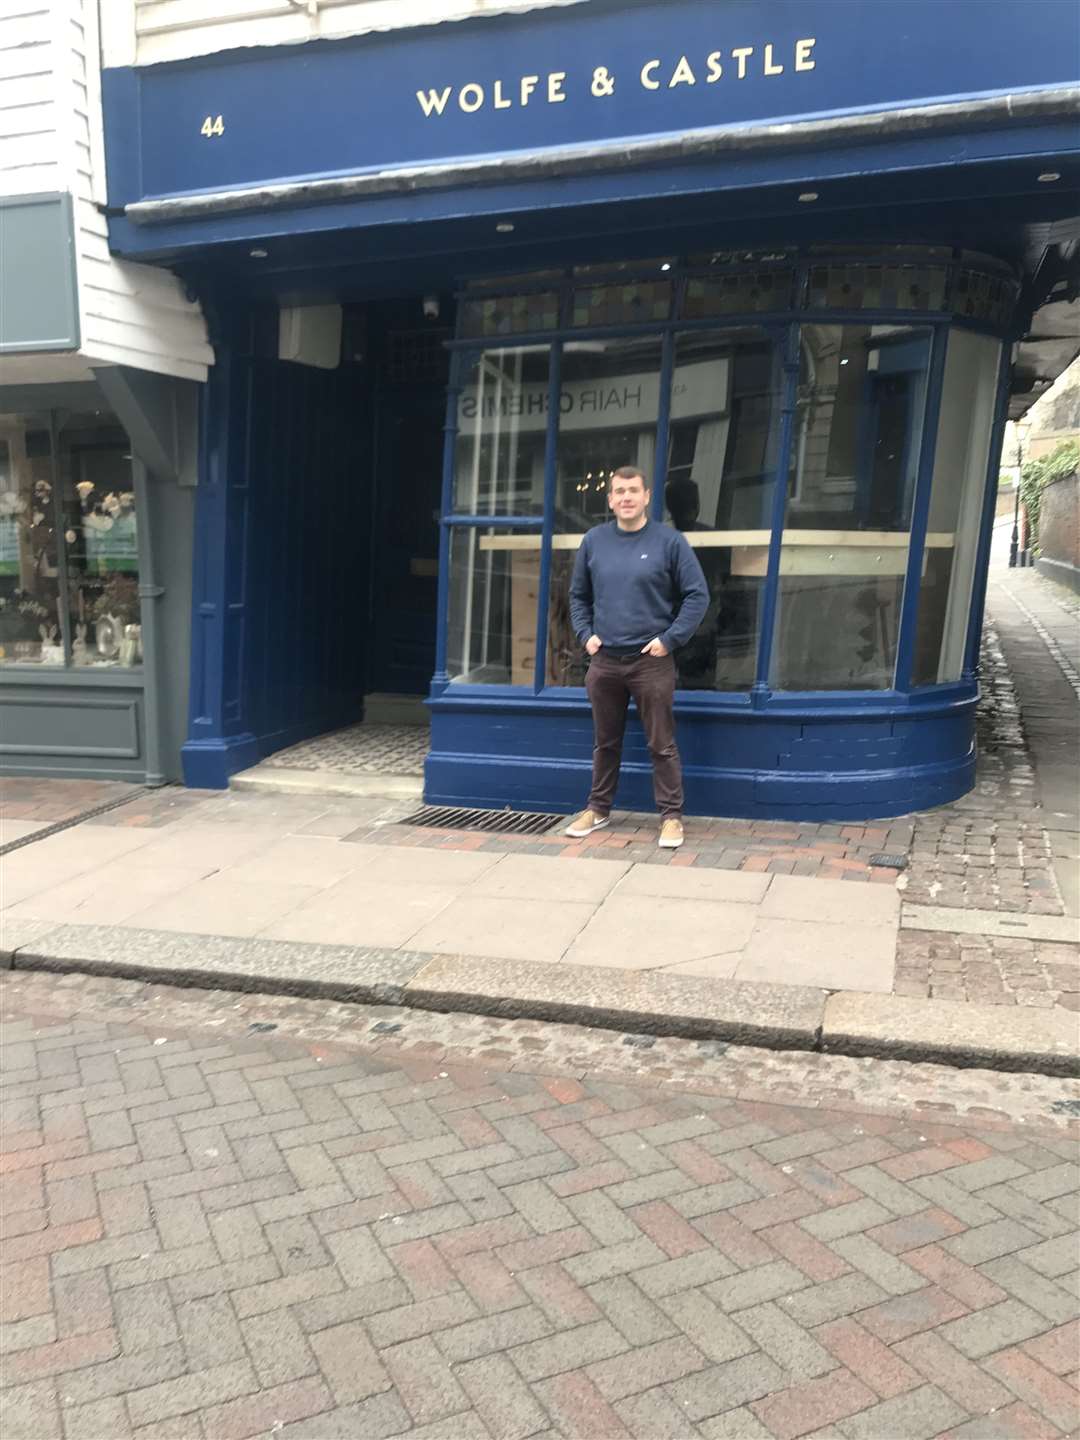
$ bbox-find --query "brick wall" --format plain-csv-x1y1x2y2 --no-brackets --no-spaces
1037,471,1079,589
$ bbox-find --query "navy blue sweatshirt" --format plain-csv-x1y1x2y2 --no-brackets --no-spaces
568,520,709,653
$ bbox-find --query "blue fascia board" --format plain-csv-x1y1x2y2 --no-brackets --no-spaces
106,121,1080,261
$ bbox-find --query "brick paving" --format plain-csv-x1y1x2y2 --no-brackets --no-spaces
0,779,145,827
895,933,1080,1011
2,969,1078,1440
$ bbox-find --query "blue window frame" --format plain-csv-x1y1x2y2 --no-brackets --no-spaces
433,248,1016,710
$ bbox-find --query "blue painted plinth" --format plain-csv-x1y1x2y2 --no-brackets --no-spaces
424,690,977,821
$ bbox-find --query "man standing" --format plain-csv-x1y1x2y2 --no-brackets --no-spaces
566,465,708,848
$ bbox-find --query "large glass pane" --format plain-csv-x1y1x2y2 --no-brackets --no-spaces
447,526,538,685
663,327,781,690
547,336,663,686
0,414,62,665
453,348,549,515
56,412,141,668
911,330,1002,685
770,324,933,690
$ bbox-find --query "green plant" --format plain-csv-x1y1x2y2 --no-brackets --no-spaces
1019,439,1080,550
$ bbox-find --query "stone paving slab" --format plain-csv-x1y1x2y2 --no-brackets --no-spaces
823,992,1080,1077
0,917,57,964
406,953,827,1051
4,913,1077,1074
902,905,1079,944
8,923,426,1003
1,967,1077,1440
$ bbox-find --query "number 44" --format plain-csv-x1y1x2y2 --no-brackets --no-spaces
201,115,225,138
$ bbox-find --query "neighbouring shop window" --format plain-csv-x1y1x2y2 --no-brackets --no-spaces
0,409,141,668
910,330,1002,684
547,335,663,686
453,348,549,515
447,527,538,685
663,327,781,691
770,324,933,690
0,415,60,666
59,413,140,667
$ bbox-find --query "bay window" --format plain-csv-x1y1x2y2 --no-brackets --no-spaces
439,253,1013,703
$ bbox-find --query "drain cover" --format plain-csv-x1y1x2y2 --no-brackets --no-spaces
400,805,562,836
868,852,908,870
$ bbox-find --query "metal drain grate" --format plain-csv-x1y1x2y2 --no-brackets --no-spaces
399,805,562,836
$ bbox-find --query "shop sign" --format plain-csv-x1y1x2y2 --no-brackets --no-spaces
102,0,1076,210
415,39,817,118
457,357,729,436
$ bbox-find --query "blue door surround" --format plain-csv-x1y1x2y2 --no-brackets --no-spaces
182,312,372,788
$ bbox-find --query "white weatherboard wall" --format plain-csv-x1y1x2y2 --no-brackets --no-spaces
0,0,212,382
102,0,583,66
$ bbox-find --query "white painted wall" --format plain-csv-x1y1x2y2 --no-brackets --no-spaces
0,0,62,196
102,0,583,67
0,0,212,382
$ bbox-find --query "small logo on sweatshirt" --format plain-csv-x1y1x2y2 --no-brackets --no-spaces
640,552,648,559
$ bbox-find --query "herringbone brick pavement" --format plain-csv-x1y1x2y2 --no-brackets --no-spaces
1,975,1078,1440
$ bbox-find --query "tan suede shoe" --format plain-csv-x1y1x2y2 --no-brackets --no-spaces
658,818,684,849
564,808,610,838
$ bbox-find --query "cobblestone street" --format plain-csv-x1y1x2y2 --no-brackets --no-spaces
2,969,1078,1440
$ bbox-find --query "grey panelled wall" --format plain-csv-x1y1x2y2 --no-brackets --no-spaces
0,371,198,784
0,671,145,779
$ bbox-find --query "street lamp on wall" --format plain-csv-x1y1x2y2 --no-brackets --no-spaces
1009,421,1030,568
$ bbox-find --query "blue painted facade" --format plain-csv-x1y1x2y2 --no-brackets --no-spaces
99,0,1080,815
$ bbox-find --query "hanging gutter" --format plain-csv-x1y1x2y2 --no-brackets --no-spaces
123,86,1080,226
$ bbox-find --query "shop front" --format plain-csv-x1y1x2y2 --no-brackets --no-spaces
98,0,1080,816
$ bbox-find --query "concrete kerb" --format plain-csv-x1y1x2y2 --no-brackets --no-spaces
4,923,1078,1079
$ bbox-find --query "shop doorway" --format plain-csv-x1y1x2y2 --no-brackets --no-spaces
367,324,449,698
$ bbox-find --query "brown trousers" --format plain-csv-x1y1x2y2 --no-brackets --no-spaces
585,651,683,819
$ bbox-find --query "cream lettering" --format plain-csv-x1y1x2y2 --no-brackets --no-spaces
764,43,784,75
416,38,822,119
415,86,451,117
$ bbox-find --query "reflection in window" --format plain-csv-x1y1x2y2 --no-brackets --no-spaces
663,328,780,690
0,417,61,665
911,330,1001,685
453,349,549,516
547,337,663,685
770,324,932,690
447,527,537,685
58,415,140,667
0,410,141,668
